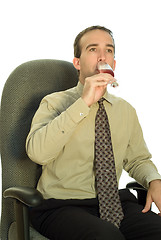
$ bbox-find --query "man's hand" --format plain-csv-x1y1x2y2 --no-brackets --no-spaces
142,180,161,216
81,73,116,107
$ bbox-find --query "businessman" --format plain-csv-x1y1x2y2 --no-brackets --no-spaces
26,26,161,239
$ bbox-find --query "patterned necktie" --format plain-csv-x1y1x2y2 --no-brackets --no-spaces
95,98,124,228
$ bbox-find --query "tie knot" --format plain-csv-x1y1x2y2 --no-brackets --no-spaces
98,98,104,106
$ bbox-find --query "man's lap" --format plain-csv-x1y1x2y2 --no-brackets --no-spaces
29,197,124,239
29,189,161,240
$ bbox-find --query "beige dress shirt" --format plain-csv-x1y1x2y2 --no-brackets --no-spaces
26,81,161,200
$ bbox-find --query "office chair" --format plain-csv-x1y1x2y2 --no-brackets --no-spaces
0,59,147,240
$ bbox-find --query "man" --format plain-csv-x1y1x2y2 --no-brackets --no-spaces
26,26,161,239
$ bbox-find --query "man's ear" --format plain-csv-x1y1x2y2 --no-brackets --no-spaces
113,59,116,71
73,57,81,71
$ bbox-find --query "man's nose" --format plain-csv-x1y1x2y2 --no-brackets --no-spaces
98,50,106,62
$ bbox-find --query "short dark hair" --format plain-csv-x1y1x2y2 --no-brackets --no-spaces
74,25,115,58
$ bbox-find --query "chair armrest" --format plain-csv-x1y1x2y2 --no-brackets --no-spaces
3,187,43,240
3,186,43,207
126,181,147,191
126,181,147,207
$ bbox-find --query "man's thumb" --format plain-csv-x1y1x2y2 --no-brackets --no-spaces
142,198,152,213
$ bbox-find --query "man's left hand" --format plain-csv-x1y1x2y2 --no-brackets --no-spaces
142,179,161,216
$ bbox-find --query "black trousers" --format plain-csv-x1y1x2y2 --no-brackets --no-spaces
29,189,161,240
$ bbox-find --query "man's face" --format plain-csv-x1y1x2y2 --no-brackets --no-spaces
73,29,116,84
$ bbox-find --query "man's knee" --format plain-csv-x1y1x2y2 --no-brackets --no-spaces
87,220,125,240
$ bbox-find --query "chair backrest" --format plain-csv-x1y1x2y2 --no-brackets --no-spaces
0,59,78,239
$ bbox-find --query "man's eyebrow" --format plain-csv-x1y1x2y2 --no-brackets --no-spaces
86,44,98,50
106,44,114,49
86,43,114,50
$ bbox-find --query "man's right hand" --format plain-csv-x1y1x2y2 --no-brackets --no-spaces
81,73,116,107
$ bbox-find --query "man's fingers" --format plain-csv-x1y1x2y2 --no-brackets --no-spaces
142,196,152,213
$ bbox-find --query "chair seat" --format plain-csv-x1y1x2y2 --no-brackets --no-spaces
9,222,49,240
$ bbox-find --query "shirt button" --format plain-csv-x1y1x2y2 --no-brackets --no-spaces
80,112,83,116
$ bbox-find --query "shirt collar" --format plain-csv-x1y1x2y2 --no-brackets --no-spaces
76,81,84,96
102,91,114,105
76,81,114,105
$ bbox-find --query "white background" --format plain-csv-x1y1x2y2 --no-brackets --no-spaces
1,0,161,215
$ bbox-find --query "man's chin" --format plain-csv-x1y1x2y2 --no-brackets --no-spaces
88,70,99,77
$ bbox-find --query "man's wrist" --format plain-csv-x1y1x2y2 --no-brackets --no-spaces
149,179,161,187
81,97,92,107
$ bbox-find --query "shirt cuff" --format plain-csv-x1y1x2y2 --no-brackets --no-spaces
66,97,90,123
144,173,161,189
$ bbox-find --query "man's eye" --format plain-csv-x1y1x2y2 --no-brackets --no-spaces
89,48,96,52
106,49,113,53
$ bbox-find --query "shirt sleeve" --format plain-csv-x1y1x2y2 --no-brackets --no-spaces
123,108,161,189
26,95,90,165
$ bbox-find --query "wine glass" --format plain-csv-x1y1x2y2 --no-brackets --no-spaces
97,62,118,88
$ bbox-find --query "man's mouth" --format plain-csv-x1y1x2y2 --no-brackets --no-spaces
95,68,100,74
